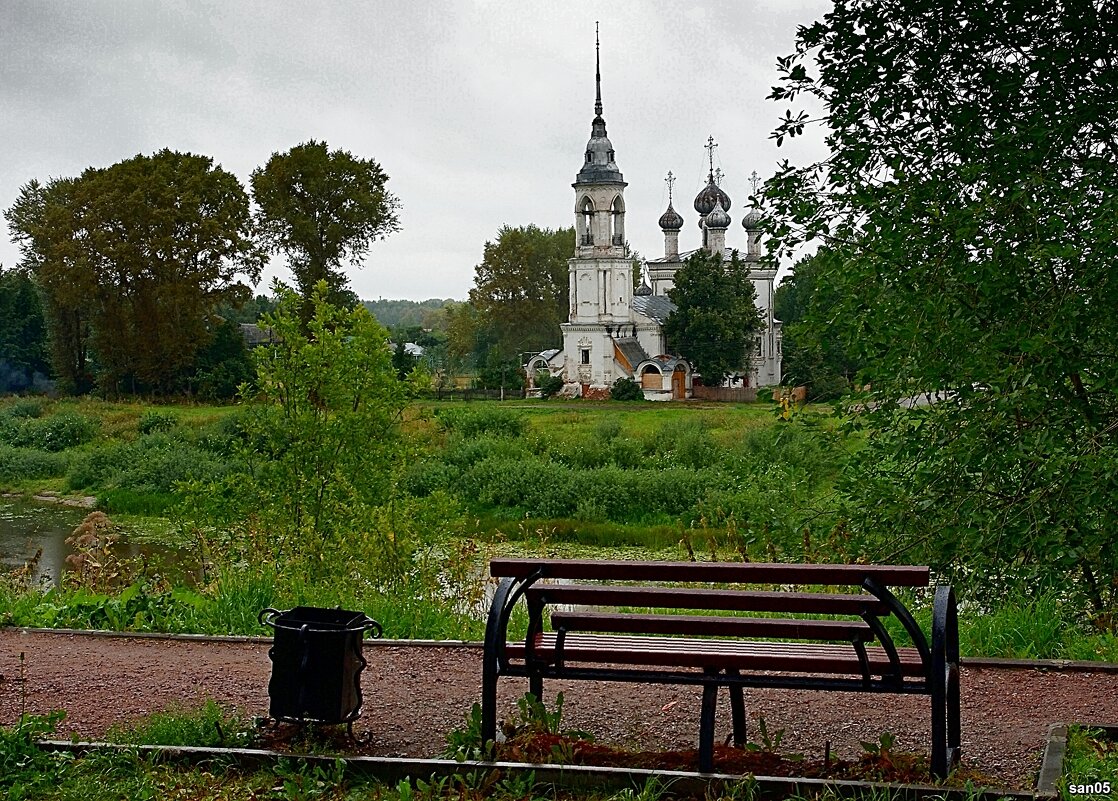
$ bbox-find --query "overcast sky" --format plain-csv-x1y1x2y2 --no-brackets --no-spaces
1,1,831,302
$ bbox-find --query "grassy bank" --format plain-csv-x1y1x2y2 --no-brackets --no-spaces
1,396,1116,661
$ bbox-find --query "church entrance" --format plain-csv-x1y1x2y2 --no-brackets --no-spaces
641,366,661,390
672,366,686,400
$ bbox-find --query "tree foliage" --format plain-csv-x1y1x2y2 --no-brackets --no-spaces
208,283,412,574
663,249,763,385
251,140,400,312
774,248,858,399
468,225,574,359
766,0,1118,611
6,152,262,395
0,267,50,391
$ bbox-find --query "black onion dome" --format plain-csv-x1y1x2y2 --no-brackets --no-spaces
693,176,731,216
658,203,684,231
635,279,653,296
742,209,763,230
706,206,731,229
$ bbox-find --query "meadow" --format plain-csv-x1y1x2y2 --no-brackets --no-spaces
0,395,1116,661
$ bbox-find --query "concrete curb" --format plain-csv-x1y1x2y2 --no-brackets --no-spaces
35,740,1033,800
11,628,1118,669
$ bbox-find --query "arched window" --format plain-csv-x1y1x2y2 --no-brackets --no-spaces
611,196,625,246
579,197,595,246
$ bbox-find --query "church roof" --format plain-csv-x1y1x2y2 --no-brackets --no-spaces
646,247,772,266
631,293,676,324
613,337,649,372
574,28,625,186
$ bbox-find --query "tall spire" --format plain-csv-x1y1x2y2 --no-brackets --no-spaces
594,22,603,118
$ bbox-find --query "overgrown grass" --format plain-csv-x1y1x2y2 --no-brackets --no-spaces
1061,726,1118,800
106,699,253,748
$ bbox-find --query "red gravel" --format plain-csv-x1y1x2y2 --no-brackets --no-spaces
1,629,1115,789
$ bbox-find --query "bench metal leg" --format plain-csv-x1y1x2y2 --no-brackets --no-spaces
481,649,498,745
529,672,543,704
931,585,961,778
727,669,747,747
699,676,718,773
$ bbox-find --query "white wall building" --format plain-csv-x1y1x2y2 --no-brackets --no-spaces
529,38,781,399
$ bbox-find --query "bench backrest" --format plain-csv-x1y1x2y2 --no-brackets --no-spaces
490,558,930,587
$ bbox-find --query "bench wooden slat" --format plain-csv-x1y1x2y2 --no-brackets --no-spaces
527,585,891,616
508,634,926,676
491,558,930,586
550,611,875,642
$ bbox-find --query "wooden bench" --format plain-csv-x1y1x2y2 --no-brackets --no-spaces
482,558,960,776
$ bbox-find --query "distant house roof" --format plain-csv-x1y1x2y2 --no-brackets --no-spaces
239,323,275,347
630,294,676,324
388,342,426,358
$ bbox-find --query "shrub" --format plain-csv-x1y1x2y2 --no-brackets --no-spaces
435,406,527,438
67,434,229,495
0,445,70,482
138,410,177,435
610,377,644,401
1,398,44,419
538,373,565,399
12,412,99,451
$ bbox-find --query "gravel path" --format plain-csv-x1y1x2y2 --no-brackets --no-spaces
2,629,1116,789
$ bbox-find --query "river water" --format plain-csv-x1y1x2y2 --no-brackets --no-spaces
0,499,192,587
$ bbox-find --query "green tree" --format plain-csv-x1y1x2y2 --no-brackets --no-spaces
767,0,1118,612
468,225,574,359
213,282,411,572
6,153,261,395
0,266,50,390
6,178,95,393
251,140,401,315
773,248,858,399
663,249,763,384
192,318,255,401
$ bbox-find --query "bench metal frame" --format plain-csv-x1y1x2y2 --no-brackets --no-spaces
481,559,960,777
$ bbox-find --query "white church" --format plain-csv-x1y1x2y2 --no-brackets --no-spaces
528,38,781,400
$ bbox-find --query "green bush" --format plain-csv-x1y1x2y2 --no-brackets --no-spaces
0,445,70,482
537,373,565,399
610,376,644,401
67,433,229,495
8,412,99,451
138,410,177,435
434,406,527,438
1,398,44,419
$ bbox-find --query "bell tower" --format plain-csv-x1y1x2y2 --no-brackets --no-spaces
561,25,635,389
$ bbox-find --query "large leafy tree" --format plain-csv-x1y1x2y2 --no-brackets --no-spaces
773,248,859,399
766,0,1118,611
0,266,50,391
6,153,261,395
468,225,574,360
663,249,763,385
251,141,401,314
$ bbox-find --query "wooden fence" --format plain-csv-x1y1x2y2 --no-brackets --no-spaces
690,385,758,402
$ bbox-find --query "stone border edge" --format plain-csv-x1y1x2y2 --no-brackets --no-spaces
1036,722,1118,799
35,740,1032,801
11,628,1118,671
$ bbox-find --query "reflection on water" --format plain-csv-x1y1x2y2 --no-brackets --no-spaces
0,500,86,585
0,500,196,587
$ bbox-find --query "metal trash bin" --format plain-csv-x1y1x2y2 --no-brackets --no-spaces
258,606,382,726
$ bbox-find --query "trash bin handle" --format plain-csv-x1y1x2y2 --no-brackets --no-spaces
258,607,282,629
360,617,383,639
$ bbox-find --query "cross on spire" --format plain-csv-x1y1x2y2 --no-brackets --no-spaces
714,167,724,186
749,170,760,195
594,22,603,118
665,170,676,203
704,135,718,178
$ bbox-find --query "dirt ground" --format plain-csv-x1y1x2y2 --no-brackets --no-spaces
2,629,1116,790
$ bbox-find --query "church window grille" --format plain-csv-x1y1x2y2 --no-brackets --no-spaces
581,348,591,365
